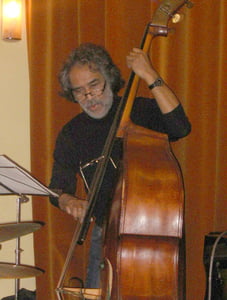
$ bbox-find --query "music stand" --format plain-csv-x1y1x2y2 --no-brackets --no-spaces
0,154,58,299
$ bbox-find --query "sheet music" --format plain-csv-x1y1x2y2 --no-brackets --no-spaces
0,155,58,197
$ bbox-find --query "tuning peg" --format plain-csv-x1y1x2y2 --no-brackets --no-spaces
185,0,194,9
171,13,184,24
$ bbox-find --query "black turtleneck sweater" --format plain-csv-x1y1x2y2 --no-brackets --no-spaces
49,96,191,225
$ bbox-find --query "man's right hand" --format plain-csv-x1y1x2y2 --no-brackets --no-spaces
58,193,88,223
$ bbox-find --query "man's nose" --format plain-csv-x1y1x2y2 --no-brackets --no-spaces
84,88,93,99
84,91,93,98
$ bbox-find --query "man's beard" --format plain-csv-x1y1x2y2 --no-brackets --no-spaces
80,87,113,119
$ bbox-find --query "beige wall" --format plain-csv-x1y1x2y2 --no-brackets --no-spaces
0,0,36,297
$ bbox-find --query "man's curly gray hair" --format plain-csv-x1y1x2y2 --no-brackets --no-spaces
59,43,125,102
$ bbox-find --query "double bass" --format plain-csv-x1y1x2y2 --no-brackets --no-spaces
56,1,193,299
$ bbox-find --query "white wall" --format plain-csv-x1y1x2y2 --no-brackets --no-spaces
0,0,36,297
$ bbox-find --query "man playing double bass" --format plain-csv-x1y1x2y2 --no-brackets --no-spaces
49,42,191,289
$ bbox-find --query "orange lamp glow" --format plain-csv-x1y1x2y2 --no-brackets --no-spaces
2,0,22,41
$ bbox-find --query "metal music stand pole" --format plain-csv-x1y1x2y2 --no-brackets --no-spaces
15,195,29,300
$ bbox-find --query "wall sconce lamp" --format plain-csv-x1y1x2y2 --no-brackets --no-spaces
1,0,22,41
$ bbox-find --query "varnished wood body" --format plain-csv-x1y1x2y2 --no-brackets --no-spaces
102,123,185,299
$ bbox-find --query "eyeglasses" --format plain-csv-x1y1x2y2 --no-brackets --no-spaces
71,80,106,103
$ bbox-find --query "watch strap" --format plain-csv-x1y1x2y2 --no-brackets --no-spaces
148,77,163,90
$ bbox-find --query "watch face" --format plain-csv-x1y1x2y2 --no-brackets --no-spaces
149,78,163,90
155,78,163,87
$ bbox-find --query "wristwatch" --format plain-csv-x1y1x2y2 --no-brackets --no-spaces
148,77,163,90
